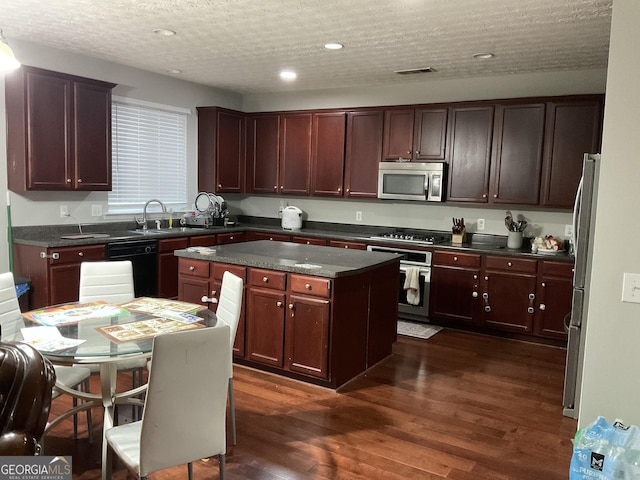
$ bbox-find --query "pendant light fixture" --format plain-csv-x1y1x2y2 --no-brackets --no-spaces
0,29,21,72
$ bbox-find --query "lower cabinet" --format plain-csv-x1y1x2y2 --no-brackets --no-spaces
534,260,573,339
157,237,189,298
13,243,106,308
430,251,481,324
328,240,367,250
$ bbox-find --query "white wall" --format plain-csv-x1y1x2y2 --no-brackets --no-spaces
578,0,640,427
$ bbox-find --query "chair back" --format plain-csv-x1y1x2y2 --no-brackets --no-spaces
0,272,26,341
138,326,230,477
79,261,135,304
215,271,243,378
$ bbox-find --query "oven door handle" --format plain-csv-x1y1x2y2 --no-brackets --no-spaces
399,265,431,278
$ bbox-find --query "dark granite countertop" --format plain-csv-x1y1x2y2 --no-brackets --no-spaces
11,218,573,262
174,240,400,278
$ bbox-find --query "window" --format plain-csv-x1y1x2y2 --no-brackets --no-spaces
109,97,189,213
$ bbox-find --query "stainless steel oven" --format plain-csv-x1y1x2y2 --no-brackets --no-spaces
367,244,432,322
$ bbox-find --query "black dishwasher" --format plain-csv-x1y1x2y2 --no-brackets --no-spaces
107,240,158,297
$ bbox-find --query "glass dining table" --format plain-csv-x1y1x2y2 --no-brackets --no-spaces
18,301,216,479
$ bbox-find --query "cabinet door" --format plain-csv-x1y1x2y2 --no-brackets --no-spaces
541,98,603,208
216,109,245,193
157,237,189,299
535,261,574,339
483,272,537,333
25,70,72,190
49,263,82,305
490,103,545,205
73,81,112,190
247,114,280,194
383,109,414,161
280,113,312,195
430,266,480,324
246,287,286,367
344,110,383,198
285,294,330,379
446,106,494,202
178,275,209,305
311,112,346,196
414,108,447,160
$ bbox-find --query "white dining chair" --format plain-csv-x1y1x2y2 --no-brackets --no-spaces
213,271,244,446
105,326,230,480
0,271,93,442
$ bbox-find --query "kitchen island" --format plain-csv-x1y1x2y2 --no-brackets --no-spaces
175,240,401,389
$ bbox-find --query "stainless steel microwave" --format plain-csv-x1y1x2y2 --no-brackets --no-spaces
377,162,445,202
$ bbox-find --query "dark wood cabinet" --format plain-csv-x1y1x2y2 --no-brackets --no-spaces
344,110,384,198
541,97,604,208
217,232,246,244
157,237,189,299
446,105,495,202
247,232,291,242
430,251,481,324
383,108,447,162
246,114,280,194
13,243,106,309
534,261,573,339
5,66,115,192
280,113,313,195
197,107,245,194
311,112,346,196
246,282,287,367
327,240,367,250
290,236,328,246
490,103,546,205
481,256,538,333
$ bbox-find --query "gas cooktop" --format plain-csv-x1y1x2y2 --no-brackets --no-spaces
369,230,449,246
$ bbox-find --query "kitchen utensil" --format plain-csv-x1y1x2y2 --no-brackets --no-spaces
504,211,513,231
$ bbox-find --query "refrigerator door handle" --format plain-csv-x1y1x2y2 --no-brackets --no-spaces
572,175,583,256
563,312,572,333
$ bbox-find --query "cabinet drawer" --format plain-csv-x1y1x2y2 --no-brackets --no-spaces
249,268,287,290
178,258,210,278
290,236,328,246
48,245,105,264
213,263,247,282
158,237,189,253
485,255,537,273
328,240,366,250
189,235,217,247
433,251,481,268
290,275,331,298
217,232,246,244
541,260,574,277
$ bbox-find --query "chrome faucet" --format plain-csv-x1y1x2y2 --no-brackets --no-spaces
135,199,167,231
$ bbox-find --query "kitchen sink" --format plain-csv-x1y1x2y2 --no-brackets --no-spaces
128,229,175,235
60,233,112,239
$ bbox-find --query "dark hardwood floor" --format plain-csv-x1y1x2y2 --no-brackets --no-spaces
44,328,577,479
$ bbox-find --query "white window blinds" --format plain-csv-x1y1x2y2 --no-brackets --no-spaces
109,99,188,213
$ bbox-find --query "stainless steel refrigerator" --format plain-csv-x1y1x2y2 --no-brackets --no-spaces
563,153,600,419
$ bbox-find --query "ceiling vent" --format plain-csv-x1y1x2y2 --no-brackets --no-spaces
394,67,436,75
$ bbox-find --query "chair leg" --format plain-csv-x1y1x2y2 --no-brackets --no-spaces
105,441,113,480
228,378,236,446
187,462,193,480
219,454,226,480
82,378,93,444
72,396,78,440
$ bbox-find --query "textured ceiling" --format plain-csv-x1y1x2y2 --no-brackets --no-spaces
1,0,612,94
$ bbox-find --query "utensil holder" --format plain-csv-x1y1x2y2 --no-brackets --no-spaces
507,231,523,249
452,229,466,245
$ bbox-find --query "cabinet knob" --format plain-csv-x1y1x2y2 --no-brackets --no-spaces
276,301,283,307
67,179,72,183
337,187,341,193
78,252,84,257
288,303,294,309
305,283,312,290
541,282,546,288
218,184,222,188
230,236,234,240
344,245,349,249
346,188,350,193
482,194,487,198
528,293,535,300
415,150,420,155
263,276,269,283
539,304,546,311
77,178,83,183
482,292,489,300
407,150,412,155
274,185,278,190
453,256,458,261
306,241,311,245
484,306,491,312
493,194,497,198
189,266,195,271
472,291,478,298
527,307,535,314
473,274,478,279
507,262,512,267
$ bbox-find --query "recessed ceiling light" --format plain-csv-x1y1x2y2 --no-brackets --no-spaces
153,28,176,36
166,69,182,74
324,42,344,50
473,52,495,60
280,70,297,81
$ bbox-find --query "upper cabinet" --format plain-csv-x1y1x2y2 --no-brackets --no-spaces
311,112,346,196
489,102,546,205
247,112,312,195
197,107,245,194
383,107,448,161
446,105,495,203
540,97,604,208
344,109,384,198
5,66,115,192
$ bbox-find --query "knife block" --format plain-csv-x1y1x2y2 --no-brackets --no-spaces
452,229,466,245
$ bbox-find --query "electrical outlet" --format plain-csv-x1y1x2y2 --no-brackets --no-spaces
355,211,362,222
60,205,69,217
622,273,640,303
477,218,485,231
565,224,574,237
91,205,103,217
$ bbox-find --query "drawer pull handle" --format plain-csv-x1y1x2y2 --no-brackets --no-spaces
484,306,491,312
78,252,84,257
507,262,512,267
276,301,283,307
201,295,218,304
263,276,269,283
189,266,195,271
541,282,546,288
472,291,478,298
305,284,312,290
453,256,458,262
527,307,535,314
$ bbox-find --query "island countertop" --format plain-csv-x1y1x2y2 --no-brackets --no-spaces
174,240,400,278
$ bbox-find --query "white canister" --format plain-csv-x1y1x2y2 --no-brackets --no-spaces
507,231,523,249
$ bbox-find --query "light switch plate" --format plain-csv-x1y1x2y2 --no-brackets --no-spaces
622,273,640,303
356,211,362,222
477,219,485,231
60,205,69,217
565,224,574,237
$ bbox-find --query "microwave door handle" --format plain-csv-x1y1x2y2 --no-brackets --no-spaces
424,174,430,196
